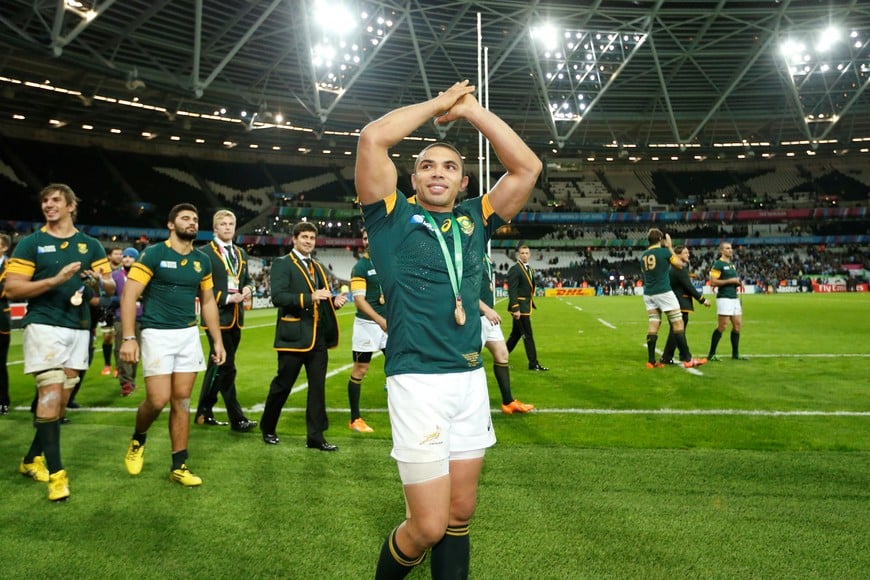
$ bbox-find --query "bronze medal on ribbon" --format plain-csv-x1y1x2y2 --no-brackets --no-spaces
454,297,466,326
379,294,385,304
70,286,84,306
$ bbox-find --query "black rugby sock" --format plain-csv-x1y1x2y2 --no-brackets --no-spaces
375,527,424,580
731,331,740,358
493,363,513,405
709,329,723,358
430,525,470,579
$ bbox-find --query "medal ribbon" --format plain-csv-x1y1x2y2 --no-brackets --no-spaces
219,243,239,278
420,209,462,304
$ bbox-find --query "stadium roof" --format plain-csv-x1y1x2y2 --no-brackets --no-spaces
1,0,869,164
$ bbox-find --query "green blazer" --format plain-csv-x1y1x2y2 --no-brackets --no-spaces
507,261,536,315
270,252,339,352
201,240,254,329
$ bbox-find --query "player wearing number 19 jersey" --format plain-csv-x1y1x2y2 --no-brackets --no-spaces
640,228,704,369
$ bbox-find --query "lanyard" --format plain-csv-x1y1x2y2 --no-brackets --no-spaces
420,209,462,300
420,208,466,325
219,243,239,278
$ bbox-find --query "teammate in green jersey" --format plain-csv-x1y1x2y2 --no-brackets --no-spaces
6,183,114,501
641,229,706,369
346,227,386,434
707,241,747,360
120,203,226,487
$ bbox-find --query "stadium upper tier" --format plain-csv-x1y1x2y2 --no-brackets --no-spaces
1,136,866,252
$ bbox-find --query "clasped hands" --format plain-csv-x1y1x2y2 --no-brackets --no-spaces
434,80,479,125
312,288,348,309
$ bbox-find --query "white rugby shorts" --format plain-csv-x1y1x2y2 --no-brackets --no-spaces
140,326,207,377
716,297,742,317
351,317,388,352
386,368,495,464
23,324,90,373
480,314,505,345
643,291,680,313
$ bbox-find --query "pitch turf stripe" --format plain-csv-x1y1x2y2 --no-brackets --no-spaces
9,406,869,417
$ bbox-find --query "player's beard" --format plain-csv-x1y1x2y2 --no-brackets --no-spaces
176,229,197,242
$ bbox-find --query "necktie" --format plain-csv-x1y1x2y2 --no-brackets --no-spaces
305,258,318,288
225,245,237,269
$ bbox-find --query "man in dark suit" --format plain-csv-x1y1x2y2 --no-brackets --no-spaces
660,244,711,365
506,244,548,370
194,209,258,432
259,221,348,451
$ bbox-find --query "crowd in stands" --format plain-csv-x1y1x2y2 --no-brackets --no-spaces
2,137,867,301
504,243,869,295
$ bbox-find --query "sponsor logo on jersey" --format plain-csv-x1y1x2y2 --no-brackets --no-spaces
37,245,57,254
160,260,178,269
78,243,88,254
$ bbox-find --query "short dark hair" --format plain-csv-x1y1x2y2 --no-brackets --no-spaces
673,244,687,254
168,203,198,223
414,142,465,175
647,228,664,245
0,233,10,250
292,221,318,237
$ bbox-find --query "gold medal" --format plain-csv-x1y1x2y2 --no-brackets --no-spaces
454,297,466,326
70,286,84,306
379,294,385,304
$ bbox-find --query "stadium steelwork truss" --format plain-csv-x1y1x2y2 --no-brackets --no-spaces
0,0,869,163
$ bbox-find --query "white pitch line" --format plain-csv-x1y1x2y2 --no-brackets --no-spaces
246,351,384,413
737,353,870,358
598,318,616,329
519,408,870,417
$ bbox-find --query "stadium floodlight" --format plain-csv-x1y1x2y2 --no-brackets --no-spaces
529,22,647,149
778,25,869,140
313,0,356,35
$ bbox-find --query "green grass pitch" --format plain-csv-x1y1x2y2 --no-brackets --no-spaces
0,292,868,578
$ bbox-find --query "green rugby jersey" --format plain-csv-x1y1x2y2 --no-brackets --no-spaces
128,240,213,329
480,254,496,309
710,258,740,299
641,245,676,295
350,252,387,320
7,228,109,330
362,192,504,376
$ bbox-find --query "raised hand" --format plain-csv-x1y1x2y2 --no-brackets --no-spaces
434,81,477,125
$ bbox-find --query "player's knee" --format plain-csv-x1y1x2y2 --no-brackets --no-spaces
64,375,80,390
172,396,191,411
407,515,450,548
34,369,65,389
648,314,661,323
37,389,61,408
450,496,478,525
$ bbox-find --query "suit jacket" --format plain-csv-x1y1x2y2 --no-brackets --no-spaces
669,265,706,313
507,261,536,315
202,240,254,329
270,252,339,352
